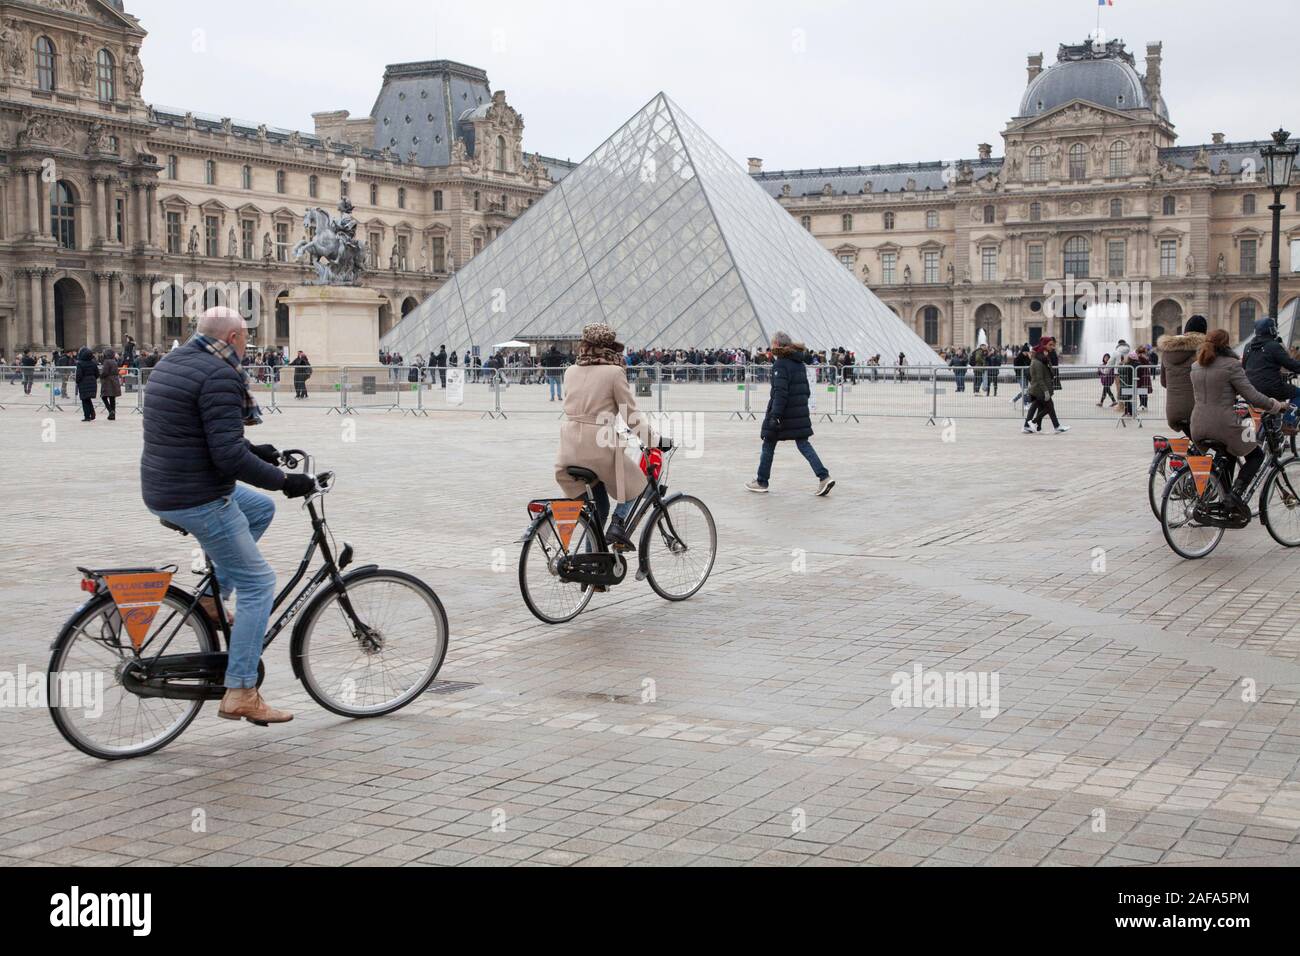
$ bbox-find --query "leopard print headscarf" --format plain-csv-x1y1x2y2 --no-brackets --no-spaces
576,322,625,366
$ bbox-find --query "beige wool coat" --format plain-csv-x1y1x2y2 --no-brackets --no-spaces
1189,353,1278,458
554,363,655,501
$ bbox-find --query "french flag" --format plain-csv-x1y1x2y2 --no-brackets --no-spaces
1098,0,1112,6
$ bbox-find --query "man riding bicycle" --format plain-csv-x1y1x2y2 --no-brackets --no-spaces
1243,315,1300,408
141,307,314,725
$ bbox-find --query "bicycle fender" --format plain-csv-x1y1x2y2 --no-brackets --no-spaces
49,585,209,650
288,564,380,681
636,492,689,574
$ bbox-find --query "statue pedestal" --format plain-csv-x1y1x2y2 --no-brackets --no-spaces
286,286,381,367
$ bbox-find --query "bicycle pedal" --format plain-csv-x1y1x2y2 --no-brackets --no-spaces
635,567,648,582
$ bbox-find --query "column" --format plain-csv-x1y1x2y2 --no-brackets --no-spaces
29,270,44,348
92,176,105,244
25,169,38,237
43,271,55,347
109,273,121,345
131,183,144,248
106,181,118,243
138,274,156,346
146,184,158,247
96,272,111,347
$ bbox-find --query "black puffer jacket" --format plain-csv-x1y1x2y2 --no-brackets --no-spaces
1243,336,1300,401
75,348,98,400
141,339,285,511
761,345,814,442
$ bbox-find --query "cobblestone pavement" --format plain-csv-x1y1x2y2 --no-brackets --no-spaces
2,400,1298,867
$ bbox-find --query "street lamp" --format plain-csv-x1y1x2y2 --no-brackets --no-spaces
1261,128,1298,320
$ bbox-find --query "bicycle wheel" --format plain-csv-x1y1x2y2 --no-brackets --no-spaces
1147,449,1171,520
519,511,597,625
48,588,216,760
297,568,448,717
1160,469,1225,559
1261,458,1300,547
644,495,717,601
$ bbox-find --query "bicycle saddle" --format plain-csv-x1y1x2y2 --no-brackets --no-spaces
565,466,599,485
159,519,190,536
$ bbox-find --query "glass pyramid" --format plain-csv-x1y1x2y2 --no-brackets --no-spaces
381,94,941,362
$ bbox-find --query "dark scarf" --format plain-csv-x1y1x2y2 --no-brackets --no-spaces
194,334,262,426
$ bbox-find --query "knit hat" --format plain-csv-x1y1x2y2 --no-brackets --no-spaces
1184,315,1208,334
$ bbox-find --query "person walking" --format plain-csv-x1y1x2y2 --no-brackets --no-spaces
291,351,312,399
75,347,99,421
1010,344,1031,405
143,307,314,724
1097,356,1117,407
971,345,987,394
746,331,834,496
984,345,1002,397
1156,315,1207,435
436,345,447,388
950,348,968,393
20,350,36,395
1023,337,1069,434
1191,328,1288,519
99,349,122,420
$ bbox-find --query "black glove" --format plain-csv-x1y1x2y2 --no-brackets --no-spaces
250,443,281,465
658,436,675,451
282,474,315,499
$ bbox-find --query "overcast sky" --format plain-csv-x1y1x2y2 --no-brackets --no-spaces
132,0,1297,171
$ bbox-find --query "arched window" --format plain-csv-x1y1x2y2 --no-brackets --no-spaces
1027,146,1046,181
883,211,895,230
96,49,115,102
241,165,252,190
1243,194,1257,215
473,190,481,211
50,181,75,249
308,175,318,199
35,36,56,92
800,215,811,231
204,160,216,186
369,183,378,205
275,170,286,194
434,189,443,211
983,204,995,224
398,187,406,209
842,214,853,232
1162,195,1176,215
1068,143,1086,180
922,306,940,345
1063,236,1090,277
1238,299,1258,341
1109,198,1123,218
166,155,178,180
1029,201,1041,222
1108,140,1129,177
496,135,507,172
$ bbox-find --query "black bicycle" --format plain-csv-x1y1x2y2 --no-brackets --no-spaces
49,450,449,759
518,439,717,624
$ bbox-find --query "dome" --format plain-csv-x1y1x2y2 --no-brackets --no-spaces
1019,40,1169,122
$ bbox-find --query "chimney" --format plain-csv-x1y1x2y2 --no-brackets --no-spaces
1211,132,1225,145
1027,53,1043,83
1144,42,1162,104
747,157,763,174
978,143,992,161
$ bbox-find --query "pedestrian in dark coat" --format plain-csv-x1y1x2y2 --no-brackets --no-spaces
291,351,312,399
747,332,833,496
75,347,99,421
99,350,122,420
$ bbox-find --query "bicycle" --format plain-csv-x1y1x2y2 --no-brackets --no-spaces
1159,409,1300,559
517,439,717,624
1148,403,1257,519
48,450,449,760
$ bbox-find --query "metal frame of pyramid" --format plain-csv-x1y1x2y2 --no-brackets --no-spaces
381,94,942,363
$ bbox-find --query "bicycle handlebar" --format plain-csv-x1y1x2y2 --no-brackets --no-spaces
280,449,333,496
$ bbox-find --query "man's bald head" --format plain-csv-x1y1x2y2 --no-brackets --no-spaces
196,306,246,338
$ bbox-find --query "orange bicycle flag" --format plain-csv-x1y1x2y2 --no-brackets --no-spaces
549,500,586,550
1168,437,1190,454
102,571,174,649
1186,456,1214,497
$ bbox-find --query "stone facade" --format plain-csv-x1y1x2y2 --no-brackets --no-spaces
0,0,571,357
757,38,1300,354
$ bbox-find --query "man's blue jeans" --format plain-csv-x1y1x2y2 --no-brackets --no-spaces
756,438,828,485
151,486,277,689
548,375,563,400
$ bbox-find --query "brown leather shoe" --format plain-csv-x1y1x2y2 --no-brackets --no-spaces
218,689,293,725
198,596,233,629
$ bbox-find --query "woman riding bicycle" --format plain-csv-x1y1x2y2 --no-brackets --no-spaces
555,323,660,551
1190,328,1288,518
1157,314,1207,435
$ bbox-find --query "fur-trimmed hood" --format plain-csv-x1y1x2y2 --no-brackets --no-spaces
1157,331,1205,354
772,343,808,361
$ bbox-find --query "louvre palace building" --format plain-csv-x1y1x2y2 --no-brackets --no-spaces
754,38,1300,354
1,2,1296,360
0,0,573,358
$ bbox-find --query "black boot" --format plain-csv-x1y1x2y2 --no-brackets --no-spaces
606,516,634,552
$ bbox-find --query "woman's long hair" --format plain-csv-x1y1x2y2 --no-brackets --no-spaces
1196,328,1231,366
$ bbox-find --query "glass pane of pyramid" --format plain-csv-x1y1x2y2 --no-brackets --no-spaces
382,94,941,363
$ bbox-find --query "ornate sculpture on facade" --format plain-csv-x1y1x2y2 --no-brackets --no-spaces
1,20,27,76
903,264,912,284
1192,147,1210,171
186,225,200,256
123,45,143,95
292,197,366,285
228,228,238,257
1217,159,1230,175
389,243,399,270
947,263,955,283
262,232,273,260
1185,252,1195,276
1217,252,1226,274
71,35,94,87
16,110,48,146
85,121,108,154
904,177,916,192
